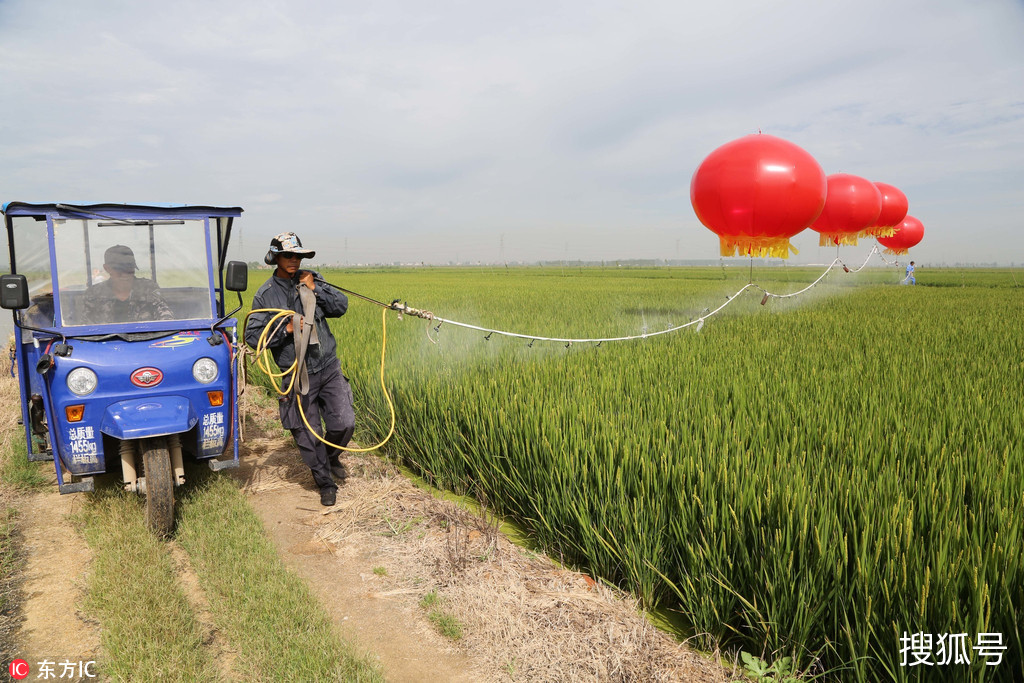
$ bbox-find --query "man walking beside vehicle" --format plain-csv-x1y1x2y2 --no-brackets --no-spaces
244,232,355,507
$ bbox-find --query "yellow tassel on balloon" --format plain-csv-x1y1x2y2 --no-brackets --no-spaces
859,226,897,238
719,235,796,259
818,233,859,247
882,246,910,256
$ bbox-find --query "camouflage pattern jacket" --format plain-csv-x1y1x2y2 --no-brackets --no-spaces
81,278,173,324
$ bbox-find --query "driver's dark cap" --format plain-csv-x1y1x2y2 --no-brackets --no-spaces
269,232,315,259
104,245,138,272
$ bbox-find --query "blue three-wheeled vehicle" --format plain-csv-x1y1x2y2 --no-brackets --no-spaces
1,202,248,534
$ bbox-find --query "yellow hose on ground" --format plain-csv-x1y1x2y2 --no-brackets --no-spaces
242,306,396,453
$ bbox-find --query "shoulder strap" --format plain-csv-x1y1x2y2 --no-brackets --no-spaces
291,284,321,395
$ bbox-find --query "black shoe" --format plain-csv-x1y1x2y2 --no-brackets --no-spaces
320,488,337,506
329,460,348,483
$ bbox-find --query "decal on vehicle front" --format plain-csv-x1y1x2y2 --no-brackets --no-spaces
150,331,202,348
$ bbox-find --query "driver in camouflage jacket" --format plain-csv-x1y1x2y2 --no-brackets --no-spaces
82,245,173,324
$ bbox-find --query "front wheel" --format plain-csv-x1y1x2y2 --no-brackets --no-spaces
142,437,174,536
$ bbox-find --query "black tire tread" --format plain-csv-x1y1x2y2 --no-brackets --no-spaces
142,437,175,536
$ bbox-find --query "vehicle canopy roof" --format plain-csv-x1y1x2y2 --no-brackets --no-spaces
2,202,243,220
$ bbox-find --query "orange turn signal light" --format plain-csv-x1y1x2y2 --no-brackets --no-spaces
207,391,224,407
66,405,85,422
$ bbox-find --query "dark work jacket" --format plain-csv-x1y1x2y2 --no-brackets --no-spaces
244,271,348,375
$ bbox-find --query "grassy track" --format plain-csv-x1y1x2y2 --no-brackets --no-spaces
176,473,383,682
80,490,217,681
73,472,382,681
241,264,1022,682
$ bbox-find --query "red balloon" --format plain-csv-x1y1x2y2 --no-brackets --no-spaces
691,134,826,259
810,173,882,247
877,215,924,255
864,182,908,238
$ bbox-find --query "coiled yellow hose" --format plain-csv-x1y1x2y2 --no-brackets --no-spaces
243,306,396,452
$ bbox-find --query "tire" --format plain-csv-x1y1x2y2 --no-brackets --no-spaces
141,437,175,536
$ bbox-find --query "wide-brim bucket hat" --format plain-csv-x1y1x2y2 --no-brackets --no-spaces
268,232,316,259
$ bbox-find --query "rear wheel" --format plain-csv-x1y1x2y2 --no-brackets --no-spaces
142,437,174,536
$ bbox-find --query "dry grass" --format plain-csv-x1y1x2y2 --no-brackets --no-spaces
312,453,740,682
0,373,26,662
0,372,19,457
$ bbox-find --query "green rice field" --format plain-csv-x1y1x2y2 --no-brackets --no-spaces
244,265,1023,682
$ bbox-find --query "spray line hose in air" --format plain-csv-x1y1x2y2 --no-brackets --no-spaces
242,247,895,448
379,245,898,345
243,304,396,453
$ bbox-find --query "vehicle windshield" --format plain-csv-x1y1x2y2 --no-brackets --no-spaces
52,218,213,327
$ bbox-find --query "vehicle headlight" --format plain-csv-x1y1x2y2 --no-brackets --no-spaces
192,357,219,384
67,367,98,396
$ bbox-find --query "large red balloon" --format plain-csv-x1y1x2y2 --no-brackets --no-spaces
691,134,826,259
810,173,882,247
864,182,909,238
877,215,924,255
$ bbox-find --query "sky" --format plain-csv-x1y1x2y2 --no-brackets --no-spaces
1,0,1023,266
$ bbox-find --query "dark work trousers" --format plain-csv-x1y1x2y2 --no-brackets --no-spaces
278,358,355,492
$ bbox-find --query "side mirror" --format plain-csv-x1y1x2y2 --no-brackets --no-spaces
1,274,29,310
225,261,248,292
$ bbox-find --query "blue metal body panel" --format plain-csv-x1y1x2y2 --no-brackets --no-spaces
99,396,198,440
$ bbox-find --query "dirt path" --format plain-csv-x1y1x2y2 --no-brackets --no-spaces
6,447,489,681
250,487,482,681
13,488,101,668
233,436,485,681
